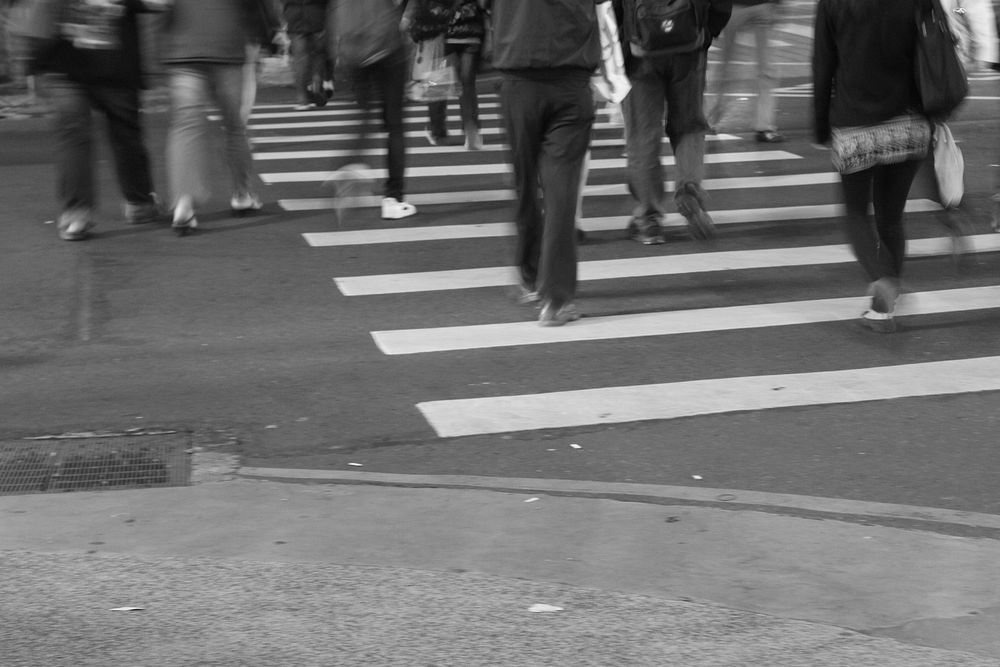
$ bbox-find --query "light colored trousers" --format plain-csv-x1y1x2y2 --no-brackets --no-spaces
709,2,779,132
165,50,258,209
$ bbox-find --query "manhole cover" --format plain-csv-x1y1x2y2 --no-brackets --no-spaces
0,430,190,496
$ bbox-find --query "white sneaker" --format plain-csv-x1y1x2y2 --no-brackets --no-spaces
230,193,263,215
57,209,93,241
381,197,416,220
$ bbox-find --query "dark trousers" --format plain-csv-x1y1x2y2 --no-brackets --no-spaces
500,71,595,307
290,31,330,104
45,73,155,214
345,51,408,201
427,42,481,138
839,159,922,282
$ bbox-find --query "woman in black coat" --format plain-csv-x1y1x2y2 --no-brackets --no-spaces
813,0,932,332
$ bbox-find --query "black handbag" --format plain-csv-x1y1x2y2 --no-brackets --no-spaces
914,0,969,119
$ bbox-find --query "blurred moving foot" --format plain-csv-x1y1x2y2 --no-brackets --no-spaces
57,210,93,241
538,301,580,327
755,130,785,143
230,193,263,216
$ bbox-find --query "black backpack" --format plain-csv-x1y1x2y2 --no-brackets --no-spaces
622,0,707,57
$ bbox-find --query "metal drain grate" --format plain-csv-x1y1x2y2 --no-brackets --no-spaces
0,430,191,496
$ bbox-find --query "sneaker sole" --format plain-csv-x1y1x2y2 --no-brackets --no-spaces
683,211,716,241
860,315,897,333
381,209,417,220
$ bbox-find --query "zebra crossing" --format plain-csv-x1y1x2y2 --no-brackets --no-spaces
248,91,1000,441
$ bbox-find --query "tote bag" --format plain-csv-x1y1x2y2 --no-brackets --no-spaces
915,0,969,118
407,35,456,102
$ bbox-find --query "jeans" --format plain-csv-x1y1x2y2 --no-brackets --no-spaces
427,42,481,138
165,62,257,208
709,2,779,132
44,73,156,217
342,51,408,201
290,31,330,104
500,71,595,307
839,159,922,282
623,49,709,222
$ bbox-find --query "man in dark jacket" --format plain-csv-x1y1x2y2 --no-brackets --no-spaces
614,0,732,245
35,0,169,240
491,0,606,326
282,0,332,109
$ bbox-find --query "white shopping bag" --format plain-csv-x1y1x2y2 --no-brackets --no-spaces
934,123,964,209
407,35,456,102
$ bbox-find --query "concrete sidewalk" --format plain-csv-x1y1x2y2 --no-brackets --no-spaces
3,471,1000,666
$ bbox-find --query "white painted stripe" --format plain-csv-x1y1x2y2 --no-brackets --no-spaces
256,138,762,161
237,467,1000,530
373,285,1000,355
280,172,843,211
775,23,814,38
336,221,983,298
252,132,738,146
239,98,629,120
239,101,504,120
417,355,1000,437
250,112,510,130
303,201,942,247
261,151,799,183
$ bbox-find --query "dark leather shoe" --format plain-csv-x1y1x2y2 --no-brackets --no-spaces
755,130,785,143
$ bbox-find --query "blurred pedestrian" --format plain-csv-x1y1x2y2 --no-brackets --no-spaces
490,0,603,326
613,0,732,245
940,0,999,71
281,0,332,110
328,0,415,220
161,0,281,235
406,0,487,150
707,0,784,142
813,0,932,332
30,0,170,241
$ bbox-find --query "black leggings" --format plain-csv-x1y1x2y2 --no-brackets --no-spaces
839,159,922,282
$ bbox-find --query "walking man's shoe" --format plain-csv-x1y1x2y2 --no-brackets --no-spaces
674,183,717,241
538,301,580,326
124,195,164,224
627,216,666,245
57,208,94,241
516,282,540,305
755,130,785,143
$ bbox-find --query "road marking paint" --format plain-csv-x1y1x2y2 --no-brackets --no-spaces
252,133,737,146
279,172,843,210
248,112,516,130
261,151,798,183
417,355,1000,437
303,200,941,247
254,140,780,162
236,99,633,121
373,285,1000,355
336,223,976,296
237,467,1000,530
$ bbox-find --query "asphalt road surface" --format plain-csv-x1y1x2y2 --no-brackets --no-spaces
3,7,1000,522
